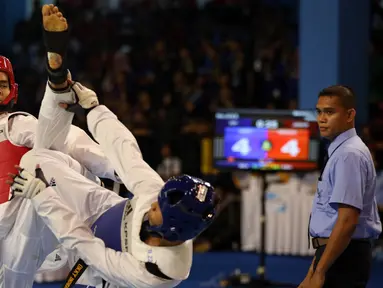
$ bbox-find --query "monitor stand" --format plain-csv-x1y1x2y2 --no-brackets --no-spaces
221,171,298,288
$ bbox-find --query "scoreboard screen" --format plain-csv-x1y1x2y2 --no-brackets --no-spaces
213,108,320,172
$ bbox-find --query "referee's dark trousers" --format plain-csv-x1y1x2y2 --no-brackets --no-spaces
313,240,372,288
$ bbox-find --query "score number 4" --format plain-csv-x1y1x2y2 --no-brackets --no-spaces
231,138,251,156
231,138,300,157
281,139,300,157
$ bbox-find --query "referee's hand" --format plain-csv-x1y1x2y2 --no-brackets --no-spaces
298,270,313,288
307,271,325,288
298,278,310,288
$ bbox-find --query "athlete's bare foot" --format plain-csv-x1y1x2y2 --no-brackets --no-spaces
42,4,68,70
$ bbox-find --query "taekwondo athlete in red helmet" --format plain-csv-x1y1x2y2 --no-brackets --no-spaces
0,56,18,110
0,56,28,204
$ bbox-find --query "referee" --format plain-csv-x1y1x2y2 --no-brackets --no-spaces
299,85,382,288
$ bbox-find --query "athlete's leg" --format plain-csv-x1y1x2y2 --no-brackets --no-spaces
34,5,75,152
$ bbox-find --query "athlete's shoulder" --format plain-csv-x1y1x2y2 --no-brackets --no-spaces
130,196,193,281
152,241,193,280
8,111,36,121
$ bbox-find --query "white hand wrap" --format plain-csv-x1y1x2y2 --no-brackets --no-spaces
11,169,48,199
72,82,99,109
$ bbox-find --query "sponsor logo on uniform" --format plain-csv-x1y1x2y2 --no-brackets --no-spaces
147,248,154,263
121,201,133,253
55,254,61,262
49,177,56,187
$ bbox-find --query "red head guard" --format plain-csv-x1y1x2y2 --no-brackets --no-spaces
0,56,18,106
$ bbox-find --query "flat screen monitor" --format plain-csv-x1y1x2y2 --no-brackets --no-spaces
213,108,320,172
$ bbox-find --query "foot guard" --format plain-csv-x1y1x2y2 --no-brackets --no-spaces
43,29,70,84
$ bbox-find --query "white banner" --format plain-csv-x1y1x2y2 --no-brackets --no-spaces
241,173,317,256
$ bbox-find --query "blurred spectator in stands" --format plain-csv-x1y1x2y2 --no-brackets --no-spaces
6,0,299,178
156,143,182,180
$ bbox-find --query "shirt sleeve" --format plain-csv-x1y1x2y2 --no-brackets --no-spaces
31,187,165,287
9,115,118,181
62,124,118,181
375,172,383,206
87,105,164,197
329,152,366,210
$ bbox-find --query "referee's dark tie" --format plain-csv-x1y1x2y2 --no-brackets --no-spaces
318,147,329,181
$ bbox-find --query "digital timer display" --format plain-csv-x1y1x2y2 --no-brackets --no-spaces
254,119,279,129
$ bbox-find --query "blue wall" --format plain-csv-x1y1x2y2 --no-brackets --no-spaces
299,0,370,127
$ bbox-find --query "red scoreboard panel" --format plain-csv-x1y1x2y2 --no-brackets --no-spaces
266,129,310,160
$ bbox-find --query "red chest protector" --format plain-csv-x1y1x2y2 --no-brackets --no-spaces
0,112,32,204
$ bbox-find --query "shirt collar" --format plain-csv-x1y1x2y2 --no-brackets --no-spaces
328,128,357,156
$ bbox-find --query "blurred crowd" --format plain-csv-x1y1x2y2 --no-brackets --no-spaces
3,0,383,252
5,0,299,178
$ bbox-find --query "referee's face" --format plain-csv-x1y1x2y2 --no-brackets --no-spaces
316,95,354,140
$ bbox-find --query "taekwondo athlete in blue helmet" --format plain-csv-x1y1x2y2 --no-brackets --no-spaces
9,81,219,287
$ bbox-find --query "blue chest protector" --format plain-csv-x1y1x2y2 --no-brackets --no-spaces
90,199,130,252
89,199,172,281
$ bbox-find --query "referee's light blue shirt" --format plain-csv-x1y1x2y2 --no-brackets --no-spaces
375,170,383,206
310,128,382,239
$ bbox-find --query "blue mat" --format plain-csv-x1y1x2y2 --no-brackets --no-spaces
33,252,383,288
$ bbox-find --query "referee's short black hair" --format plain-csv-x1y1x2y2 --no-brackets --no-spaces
318,85,356,109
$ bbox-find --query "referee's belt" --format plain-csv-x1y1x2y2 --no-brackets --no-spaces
312,237,371,249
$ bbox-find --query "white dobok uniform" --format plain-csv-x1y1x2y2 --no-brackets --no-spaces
0,86,119,288
23,84,194,287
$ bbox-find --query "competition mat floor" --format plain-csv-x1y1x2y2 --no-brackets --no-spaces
33,252,383,288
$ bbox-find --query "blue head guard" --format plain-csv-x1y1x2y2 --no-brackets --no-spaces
147,175,217,242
